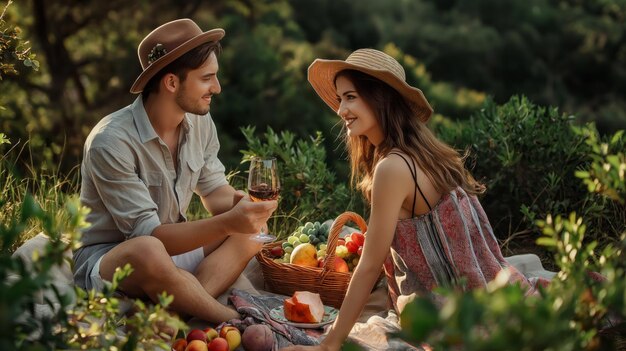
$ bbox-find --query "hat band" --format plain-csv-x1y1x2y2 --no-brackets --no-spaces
147,44,168,65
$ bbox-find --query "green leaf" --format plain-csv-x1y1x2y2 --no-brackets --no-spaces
537,237,557,247
610,130,624,146
574,170,590,179
0,133,10,144
400,298,440,341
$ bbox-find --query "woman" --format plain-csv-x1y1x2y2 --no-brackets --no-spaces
281,49,542,351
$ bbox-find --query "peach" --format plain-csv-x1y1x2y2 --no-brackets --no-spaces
218,325,241,351
241,324,274,351
186,328,208,344
333,256,349,273
171,338,187,351
185,339,208,351
207,337,229,351
203,327,219,341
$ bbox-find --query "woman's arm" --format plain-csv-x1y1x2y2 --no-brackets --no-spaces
281,156,411,351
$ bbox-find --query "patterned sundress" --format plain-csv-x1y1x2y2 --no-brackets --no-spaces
382,153,547,313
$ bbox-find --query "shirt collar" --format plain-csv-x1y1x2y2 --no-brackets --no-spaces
131,97,159,144
131,96,194,144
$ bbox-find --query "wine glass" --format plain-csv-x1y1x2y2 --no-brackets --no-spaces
247,156,280,242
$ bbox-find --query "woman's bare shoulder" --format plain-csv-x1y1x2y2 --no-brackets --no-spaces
376,152,411,174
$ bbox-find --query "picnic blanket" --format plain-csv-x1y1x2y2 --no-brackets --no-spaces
222,288,421,351
224,289,321,348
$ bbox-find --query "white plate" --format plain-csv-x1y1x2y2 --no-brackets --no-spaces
269,305,338,328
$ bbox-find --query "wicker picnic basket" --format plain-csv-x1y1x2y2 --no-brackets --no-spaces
256,211,367,309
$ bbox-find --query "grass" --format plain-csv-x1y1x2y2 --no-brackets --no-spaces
0,139,80,251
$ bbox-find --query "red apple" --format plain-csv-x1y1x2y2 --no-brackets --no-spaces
357,246,363,256
269,246,284,257
171,338,187,351
207,337,229,351
186,329,207,344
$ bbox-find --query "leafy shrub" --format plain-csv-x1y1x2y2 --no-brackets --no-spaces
67,265,186,350
397,128,626,350
0,0,39,82
238,126,361,238
0,137,185,349
441,96,625,247
575,129,625,204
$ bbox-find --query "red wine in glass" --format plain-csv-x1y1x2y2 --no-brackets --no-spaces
249,184,280,202
247,157,280,242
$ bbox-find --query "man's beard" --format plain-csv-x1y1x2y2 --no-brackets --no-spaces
175,87,210,115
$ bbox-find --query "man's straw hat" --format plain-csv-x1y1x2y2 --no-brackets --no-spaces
130,19,224,94
308,48,433,122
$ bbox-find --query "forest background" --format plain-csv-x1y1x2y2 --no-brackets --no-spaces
2,0,626,349
2,0,625,258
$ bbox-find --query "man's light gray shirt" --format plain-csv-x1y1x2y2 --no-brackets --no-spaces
73,96,228,289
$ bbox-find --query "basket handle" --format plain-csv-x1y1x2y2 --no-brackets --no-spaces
322,211,367,274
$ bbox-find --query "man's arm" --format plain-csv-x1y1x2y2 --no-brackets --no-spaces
151,194,276,256
200,184,239,216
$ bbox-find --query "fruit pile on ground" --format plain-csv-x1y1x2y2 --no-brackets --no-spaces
268,221,366,272
171,323,273,351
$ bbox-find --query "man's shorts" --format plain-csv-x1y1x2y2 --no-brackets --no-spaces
88,246,206,291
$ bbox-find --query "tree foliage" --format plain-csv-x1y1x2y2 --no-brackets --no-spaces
4,0,624,173
1,0,624,243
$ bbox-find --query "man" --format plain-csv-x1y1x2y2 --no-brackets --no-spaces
72,19,277,323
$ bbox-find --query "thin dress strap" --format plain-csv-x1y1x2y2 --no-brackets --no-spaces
388,152,432,217
388,152,457,288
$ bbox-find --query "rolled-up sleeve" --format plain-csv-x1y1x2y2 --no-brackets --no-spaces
195,117,228,197
84,146,161,239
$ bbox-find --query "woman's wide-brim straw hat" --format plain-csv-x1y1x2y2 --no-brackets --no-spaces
308,48,433,122
130,19,225,94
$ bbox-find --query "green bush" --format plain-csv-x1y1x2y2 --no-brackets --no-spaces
0,0,39,83
441,96,625,248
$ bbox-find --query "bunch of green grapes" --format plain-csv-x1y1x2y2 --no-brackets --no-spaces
279,221,330,262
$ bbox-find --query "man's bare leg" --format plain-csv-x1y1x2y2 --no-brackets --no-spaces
99,236,239,323
195,234,262,297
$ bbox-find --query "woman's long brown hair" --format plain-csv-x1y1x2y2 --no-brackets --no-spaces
337,70,485,202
